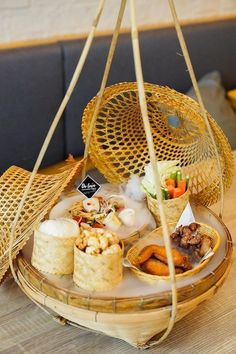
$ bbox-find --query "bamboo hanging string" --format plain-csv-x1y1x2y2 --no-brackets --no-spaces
129,0,177,345
168,0,224,218
4,0,106,292
82,0,127,179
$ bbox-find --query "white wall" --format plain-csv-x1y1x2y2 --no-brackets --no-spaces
0,0,236,44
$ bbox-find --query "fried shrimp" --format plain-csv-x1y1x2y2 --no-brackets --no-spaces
133,244,192,270
142,258,184,276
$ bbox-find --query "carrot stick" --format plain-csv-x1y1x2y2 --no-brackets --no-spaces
173,187,182,198
167,185,175,199
177,179,186,194
166,178,175,187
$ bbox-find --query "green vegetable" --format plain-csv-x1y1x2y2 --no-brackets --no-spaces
163,188,170,200
176,170,182,183
141,160,180,197
170,171,177,185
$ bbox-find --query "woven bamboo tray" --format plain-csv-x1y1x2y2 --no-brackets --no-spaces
16,204,232,315
16,258,232,348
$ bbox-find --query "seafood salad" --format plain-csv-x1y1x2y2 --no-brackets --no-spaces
68,195,136,231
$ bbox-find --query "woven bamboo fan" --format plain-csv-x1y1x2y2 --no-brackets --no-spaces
82,82,234,206
0,160,83,283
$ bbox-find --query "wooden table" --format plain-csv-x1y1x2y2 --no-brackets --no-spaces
0,154,235,354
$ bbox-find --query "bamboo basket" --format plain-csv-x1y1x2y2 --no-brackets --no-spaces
1,0,234,349
31,225,79,275
73,242,124,292
16,258,232,348
126,222,221,283
146,189,190,226
82,82,234,207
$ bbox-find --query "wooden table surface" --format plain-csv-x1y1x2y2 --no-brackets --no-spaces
0,153,235,354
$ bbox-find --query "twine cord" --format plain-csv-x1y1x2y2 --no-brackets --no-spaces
129,0,177,346
168,0,224,219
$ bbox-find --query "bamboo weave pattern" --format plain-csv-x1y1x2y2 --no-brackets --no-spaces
82,82,233,206
0,161,83,283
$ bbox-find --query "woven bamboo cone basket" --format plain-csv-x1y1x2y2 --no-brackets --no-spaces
0,160,84,284
146,189,190,226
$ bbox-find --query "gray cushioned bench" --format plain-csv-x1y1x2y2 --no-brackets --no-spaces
0,19,235,174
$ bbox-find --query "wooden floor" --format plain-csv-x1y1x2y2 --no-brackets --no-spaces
1,153,236,353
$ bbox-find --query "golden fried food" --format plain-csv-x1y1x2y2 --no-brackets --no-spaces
142,258,184,276
133,244,192,270
153,247,192,270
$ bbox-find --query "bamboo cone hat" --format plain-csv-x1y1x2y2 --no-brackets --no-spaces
82,82,234,206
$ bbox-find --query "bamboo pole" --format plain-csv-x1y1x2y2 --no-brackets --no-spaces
129,0,177,346
82,0,127,179
168,0,224,219
8,0,106,288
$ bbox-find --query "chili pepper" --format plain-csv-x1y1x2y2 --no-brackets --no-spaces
92,223,104,228
73,216,84,224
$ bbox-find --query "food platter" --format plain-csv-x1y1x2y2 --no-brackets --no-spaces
1,1,234,347
49,184,155,243
17,263,231,348
16,203,232,313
